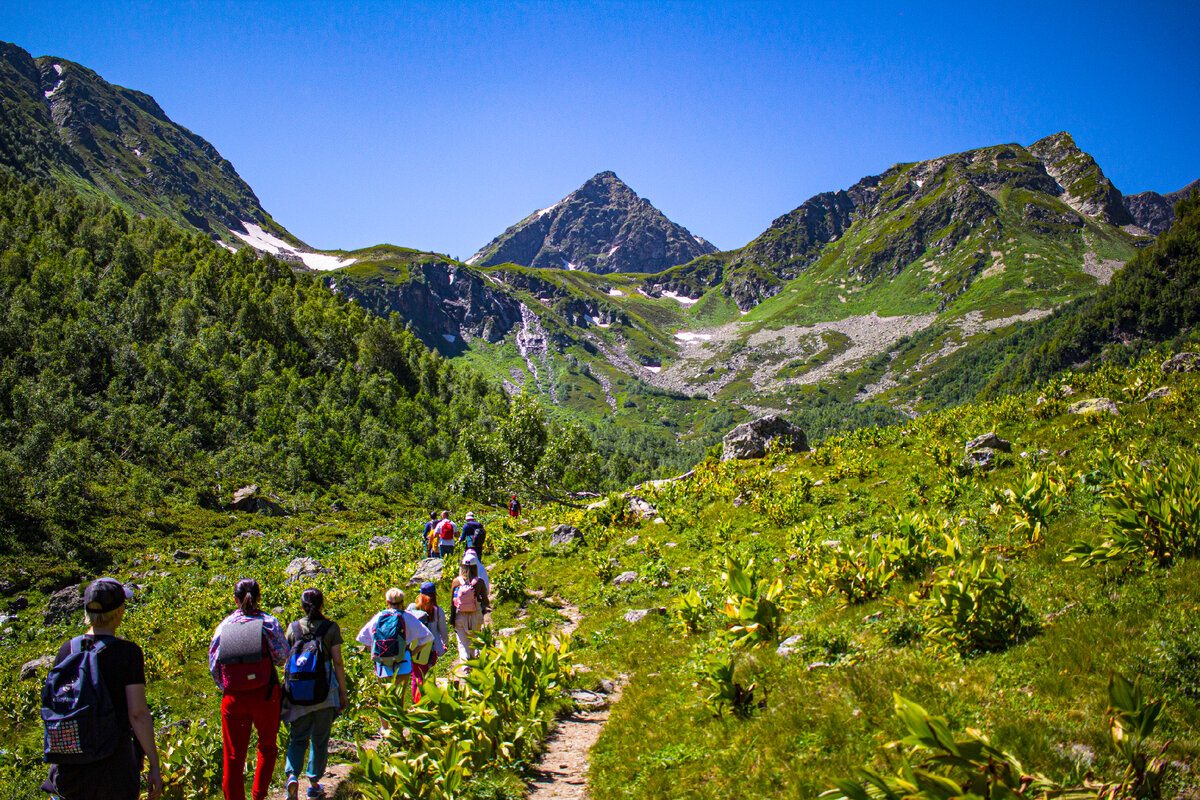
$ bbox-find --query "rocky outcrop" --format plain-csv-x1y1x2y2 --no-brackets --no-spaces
0,41,287,241
329,260,524,352
1028,132,1133,226
721,416,808,461
1124,179,1200,236
468,171,717,274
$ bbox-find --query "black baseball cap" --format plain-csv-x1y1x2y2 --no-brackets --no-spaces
83,578,133,613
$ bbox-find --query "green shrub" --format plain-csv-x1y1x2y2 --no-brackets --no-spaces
913,558,1035,658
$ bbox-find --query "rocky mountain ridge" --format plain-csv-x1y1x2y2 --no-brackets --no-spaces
467,171,717,274
1124,178,1200,235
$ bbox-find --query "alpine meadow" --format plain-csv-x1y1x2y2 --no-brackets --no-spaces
0,6,1198,800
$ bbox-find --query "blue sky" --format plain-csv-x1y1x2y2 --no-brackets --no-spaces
3,1,1198,257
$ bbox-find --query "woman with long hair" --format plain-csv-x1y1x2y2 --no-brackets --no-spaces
449,554,490,665
208,579,288,800
406,582,448,702
282,588,347,800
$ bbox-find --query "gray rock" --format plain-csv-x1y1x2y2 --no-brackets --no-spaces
44,584,85,624
230,485,285,516
598,678,617,694
551,524,585,546
586,498,610,510
369,536,393,550
1162,352,1200,373
0,613,16,627
7,596,28,612
409,558,444,585
965,432,1011,453
239,529,264,538
327,739,358,759
721,415,808,461
20,654,55,680
624,535,640,547
623,608,666,624
1141,386,1173,402
612,571,638,586
571,689,609,710
964,448,996,469
776,634,804,658
285,557,329,583
1069,398,1119,416
172,550,193,561
498,626,525,638
626,496,658,520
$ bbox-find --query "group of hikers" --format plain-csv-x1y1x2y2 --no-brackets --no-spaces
38,505,508,800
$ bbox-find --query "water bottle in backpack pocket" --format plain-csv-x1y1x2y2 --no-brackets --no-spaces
284,621,331,706
42,636,120,764
371,609,406,666
217,618,273,692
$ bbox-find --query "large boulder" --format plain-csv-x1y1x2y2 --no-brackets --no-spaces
409,558,445,585
626,496,658,520
230,485,285,516
965,432,1012,453
44,584,85,624
1162,352,1200,373
721,415,808,461
1069,398,1119,416
285,557,329,584
551,524,585,546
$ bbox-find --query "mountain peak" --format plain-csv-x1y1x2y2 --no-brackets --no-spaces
467,173,717,273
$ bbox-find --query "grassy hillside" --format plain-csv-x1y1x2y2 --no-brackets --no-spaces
2,351,1197,799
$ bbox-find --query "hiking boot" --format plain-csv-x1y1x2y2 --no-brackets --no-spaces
286,777,299,800
307,786,326,799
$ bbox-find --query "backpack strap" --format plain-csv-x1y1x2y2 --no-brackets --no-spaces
314,619,332,643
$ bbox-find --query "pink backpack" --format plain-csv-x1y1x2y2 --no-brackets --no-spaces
454,579,478,613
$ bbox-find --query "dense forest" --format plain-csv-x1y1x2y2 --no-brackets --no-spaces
0,173,600,583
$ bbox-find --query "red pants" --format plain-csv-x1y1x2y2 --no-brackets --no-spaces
221,685,282,800
411,652,439,704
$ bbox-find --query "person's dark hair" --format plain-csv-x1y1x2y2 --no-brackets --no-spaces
430,511,438,520
301,588,325,621
234,578,260,614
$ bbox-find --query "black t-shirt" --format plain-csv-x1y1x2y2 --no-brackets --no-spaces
54,634,146,735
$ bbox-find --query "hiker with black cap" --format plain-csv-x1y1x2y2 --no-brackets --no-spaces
282,588,346,800
406,582,448,702
41,578,162,800
459,512,486,554
208,579,288,800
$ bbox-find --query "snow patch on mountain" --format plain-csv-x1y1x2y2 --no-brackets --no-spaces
674,331,712,343
233,222,356,271
44,64,65,99
661,290,699,307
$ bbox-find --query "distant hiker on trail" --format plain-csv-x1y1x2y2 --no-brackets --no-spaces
434,510,457,560
422,511,439,558
209,579,288,800
283,588,347,800
460,511,486,553
450,553,490,664
355,588,434,690
40,578,162,800
464,547,490,592
508,494,521,518
406,582,448,703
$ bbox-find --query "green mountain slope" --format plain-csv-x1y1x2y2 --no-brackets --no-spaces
0,40,292,243
0,174,598,586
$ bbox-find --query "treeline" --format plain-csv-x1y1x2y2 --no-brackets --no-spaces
0,173,596,574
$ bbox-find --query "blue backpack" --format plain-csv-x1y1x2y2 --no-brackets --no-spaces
41,636,120,764
284,621,332,706
371,609,406,665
